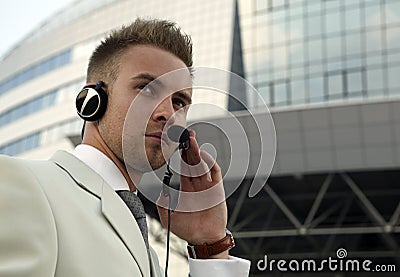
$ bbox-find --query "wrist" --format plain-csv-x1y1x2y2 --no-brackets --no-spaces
187,229,235,259
187,231,226,246
209,250,229,259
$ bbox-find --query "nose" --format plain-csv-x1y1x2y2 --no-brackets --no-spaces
151,96,175,124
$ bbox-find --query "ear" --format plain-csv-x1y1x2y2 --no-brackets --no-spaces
76,81,108,121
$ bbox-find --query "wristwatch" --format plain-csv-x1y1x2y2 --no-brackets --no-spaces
187,229,235,259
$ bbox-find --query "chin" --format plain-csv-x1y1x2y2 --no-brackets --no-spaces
150,158,167,170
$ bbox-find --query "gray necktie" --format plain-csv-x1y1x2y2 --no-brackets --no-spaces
116,190,149,249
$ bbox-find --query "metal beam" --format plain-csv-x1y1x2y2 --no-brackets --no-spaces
389,201,400,227
341,173,399,251
234,226,400,238
304,174,333,227
232,208,264,231
264,183,303,230
322,196,353,253
259,250,400,260
308,202,342,229
228,180,249,227
340,173,387,226
234,229,298,238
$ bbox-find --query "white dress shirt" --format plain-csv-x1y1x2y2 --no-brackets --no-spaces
73,144,251,276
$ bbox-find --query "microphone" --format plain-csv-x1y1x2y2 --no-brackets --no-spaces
167,125,190,150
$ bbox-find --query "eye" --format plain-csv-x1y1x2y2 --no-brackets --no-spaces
138,84,154,96
173,98,188,110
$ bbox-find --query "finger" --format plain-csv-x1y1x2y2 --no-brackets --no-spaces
184,130,201,165
199,150,216,171
180,130,198,179
200,150,222,182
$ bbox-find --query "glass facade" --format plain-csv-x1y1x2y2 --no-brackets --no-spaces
0,89,57,127
0,132,40,156
0,49,71,95
0,78,83,155
239,0,400,108
0,78,82,127
0,118,81,156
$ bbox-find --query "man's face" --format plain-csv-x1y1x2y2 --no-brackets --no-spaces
98,45,192,172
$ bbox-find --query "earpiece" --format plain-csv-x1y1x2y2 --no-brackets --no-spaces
76,81,108,121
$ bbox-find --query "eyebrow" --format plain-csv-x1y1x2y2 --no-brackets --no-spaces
174,90,192,105
130,72,163,86
131,72,192,104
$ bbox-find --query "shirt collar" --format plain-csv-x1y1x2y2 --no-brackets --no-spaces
72,144,130,191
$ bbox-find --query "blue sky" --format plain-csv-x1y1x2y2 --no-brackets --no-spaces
0,0,75,59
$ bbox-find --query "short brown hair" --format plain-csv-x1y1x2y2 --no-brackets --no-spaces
87,18,193,84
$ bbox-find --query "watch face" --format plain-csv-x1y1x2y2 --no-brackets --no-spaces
227,229,235,247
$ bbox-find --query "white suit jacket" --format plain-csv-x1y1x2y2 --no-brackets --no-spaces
0,150,162,277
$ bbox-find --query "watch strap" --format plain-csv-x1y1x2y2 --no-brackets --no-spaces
187,231,235,259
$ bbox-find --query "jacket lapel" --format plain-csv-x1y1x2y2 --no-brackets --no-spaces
50,150,151,277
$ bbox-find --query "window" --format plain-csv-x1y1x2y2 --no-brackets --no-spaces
272,22,287,44
258,85,271,106
272,45,289,69
272,0,286,9
385,2,400,25
324,0,340,9
0,89,58,127
386,26,400,50
291,79,306,104
290,41,305,64
289,17,304,41
309,76,324,102
256,24,269,48
345,8,362,31
345,32,362,56
327,71,343,98
307,1,321,14
274,81,288,105
255,0,268,11
326,36,342,60
0,49,71,95
0,132,40,156
367,67,384,92
366,30,382,53
365,4,381,28
325,11,341,34
308,39,323,62
289,3,304,18
388,65,400,95
347,70,363,96
307,14,322,37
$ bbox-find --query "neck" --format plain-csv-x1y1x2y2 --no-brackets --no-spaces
81,122,143,191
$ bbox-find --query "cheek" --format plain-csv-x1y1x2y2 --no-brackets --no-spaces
107,96,133,123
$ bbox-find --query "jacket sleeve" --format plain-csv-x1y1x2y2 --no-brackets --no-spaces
0,155,58,277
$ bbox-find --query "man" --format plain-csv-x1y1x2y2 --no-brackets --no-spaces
0,18,250,276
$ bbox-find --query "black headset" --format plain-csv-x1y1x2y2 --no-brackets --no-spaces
75,81,108,121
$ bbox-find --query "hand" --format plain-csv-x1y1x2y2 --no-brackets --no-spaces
157,130,229,258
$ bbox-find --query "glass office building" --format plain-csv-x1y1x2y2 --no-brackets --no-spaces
226,2,400,275
239,0,400,107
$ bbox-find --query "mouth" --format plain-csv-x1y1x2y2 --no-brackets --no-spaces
145,132,168,144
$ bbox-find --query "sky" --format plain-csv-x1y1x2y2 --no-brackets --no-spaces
0,0,76,59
